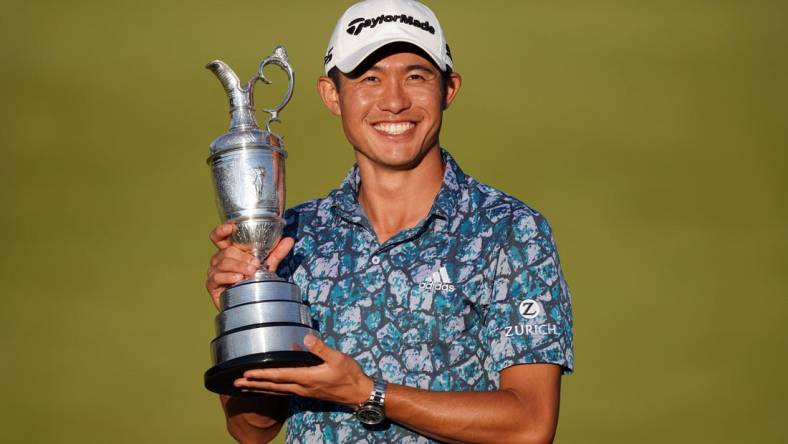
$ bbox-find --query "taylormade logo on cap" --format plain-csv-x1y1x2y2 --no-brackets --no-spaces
345,15,436,36
324,0,453,74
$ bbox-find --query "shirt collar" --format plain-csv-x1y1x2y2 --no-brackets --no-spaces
326,148,466,225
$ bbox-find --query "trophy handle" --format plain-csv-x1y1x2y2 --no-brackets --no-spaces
251,45,295,132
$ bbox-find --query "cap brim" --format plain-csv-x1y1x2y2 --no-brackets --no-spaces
335,36,446,74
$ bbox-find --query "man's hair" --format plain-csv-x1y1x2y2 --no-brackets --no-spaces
326,43,453,107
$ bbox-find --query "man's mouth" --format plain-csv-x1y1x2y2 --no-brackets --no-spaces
372,122,415,136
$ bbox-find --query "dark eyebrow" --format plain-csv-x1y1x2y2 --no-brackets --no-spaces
366,64,437,73
406,64,436,72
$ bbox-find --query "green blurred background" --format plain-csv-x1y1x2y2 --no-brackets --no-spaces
1,0,785,442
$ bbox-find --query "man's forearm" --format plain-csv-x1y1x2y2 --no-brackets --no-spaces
220,394,287,444
385,385,555,444
232,340,562,443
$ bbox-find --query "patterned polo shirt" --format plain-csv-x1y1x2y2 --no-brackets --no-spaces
279,149,573,443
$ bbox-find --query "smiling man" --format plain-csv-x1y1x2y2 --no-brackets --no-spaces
205,1,573,443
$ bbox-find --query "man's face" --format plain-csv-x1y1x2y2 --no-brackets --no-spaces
319,51,460,170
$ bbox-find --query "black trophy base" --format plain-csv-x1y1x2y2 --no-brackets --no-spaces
204,351,323,396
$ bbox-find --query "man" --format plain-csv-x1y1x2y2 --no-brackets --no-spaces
206,1,574,442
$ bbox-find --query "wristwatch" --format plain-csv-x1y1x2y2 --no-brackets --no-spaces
355,378,387,425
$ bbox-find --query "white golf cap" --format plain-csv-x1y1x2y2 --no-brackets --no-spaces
323,0,454,74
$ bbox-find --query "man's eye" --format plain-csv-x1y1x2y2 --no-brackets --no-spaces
363,76,379,82
408,74,425,81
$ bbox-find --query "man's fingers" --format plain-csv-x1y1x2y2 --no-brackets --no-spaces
234,379,305,397
211,246,259,268
214,256,259,276
209,222,235,249
243,366,313,384
265,237,295,271
208,272,245,288
303,335,339,363
206,271,244,310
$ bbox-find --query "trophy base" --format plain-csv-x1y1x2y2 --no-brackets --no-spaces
205,351,323,395
205,279,322,396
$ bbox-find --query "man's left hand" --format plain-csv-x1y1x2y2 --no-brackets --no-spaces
235,335,373,407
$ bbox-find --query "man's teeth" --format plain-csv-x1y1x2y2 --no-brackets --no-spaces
373,122,415,135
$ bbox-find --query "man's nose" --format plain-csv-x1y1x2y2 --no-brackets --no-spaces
378,79,411,114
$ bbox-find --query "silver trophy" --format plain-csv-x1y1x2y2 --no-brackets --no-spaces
204,46,321,395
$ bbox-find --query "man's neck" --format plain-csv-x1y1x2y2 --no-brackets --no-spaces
356,147,444,244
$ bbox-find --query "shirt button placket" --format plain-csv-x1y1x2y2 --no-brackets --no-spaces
371,256,381,265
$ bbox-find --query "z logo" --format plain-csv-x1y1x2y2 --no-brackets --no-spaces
518,299,541,319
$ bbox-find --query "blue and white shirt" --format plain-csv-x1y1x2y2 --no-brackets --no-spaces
279,149,573,443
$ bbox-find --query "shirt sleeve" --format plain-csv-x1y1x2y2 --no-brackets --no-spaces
277,206,304,281
481,210,574,375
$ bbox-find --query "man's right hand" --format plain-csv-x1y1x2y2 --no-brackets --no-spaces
206,222,296,443
205,222,295,311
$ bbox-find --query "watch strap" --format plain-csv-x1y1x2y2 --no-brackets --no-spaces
367,378,387,407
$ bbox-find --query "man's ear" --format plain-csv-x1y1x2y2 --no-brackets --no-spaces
317,76,341,116
442,72,462,111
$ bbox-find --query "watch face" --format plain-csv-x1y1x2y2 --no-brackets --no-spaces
356,404,384,425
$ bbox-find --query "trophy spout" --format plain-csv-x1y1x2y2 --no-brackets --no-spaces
206,60,257,130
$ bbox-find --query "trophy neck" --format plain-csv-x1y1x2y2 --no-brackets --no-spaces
228,105,258,132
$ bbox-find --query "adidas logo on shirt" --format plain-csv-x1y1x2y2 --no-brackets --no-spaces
419,266,455,292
